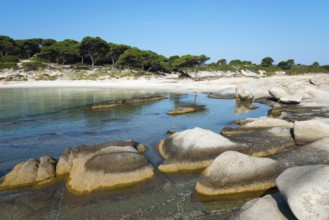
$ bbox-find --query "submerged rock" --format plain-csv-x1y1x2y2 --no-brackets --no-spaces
56,140,154,194
157,127,250,173
195,151,282,196
293,118,329,145
167,105,205,115
229,193,296,220
0,156,56,189
276,165,329,220
91,96,166,110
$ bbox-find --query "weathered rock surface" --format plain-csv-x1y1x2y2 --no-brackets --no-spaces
56,140,154,194
269,87,289,101
293,118,329,145
229,193,296,220
235,87,254,101
271,137,329,168
279,95,302,104
276,165,329,220
0,156,56,189
157,127,250,173
223,126,295,157
195,151,282,196
208,90,235,99
222,117,293,136
91,96,166,110
167,105,205,115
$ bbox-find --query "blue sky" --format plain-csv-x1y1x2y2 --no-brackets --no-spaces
1,0,328,64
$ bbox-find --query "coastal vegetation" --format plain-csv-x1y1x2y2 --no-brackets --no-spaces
1,35,328,78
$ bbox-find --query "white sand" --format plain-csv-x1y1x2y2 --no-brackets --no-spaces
1,73,329,107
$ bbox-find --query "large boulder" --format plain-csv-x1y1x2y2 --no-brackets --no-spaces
269,87,289,101
157,127,250,173
0,156,56,189
293,118,329,145
276,165,329,220
56,140,154,194
195,151,282,196
279,95,302,104
229,193,296,220
235,87,254,101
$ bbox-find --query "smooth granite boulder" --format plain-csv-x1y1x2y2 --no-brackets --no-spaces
269,87,289,101
0,156,56,189
276,165,329,220
195,151,282,196
293,118,329,145
157,127,250,173
279,95,302,104
56,140,154,194
235,87,254,101
229,193,296,220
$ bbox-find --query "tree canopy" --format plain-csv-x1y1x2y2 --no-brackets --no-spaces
80,36,109,68
261,57,274,67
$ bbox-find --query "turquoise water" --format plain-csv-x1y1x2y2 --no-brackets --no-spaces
0,87,270,177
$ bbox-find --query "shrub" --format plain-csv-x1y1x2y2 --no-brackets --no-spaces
21,61,46,71
0,55,19,63
0,62,17,70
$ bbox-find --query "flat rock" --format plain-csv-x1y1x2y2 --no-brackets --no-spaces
0,156,56,189
157,127,250,173
167,105,205,115
223,126,295,157
195,151,282,196
229,193,296,220
222,117,293,136
276,165,329,220
279,95,302,104
56,140,154,194
208,91,235,99
293,118,329,145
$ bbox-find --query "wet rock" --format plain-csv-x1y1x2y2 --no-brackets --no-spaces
276,165,329,220
195,151,282,196
0,156,56,189
157,127,250,173
293,118,329,145
235,87,254,101
167,105,205,115
223,126,295,157
229,193,296,220
269,87,289,101
90,104,120,110
56,140,154,194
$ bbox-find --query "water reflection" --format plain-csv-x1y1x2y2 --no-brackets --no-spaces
235,100,259,115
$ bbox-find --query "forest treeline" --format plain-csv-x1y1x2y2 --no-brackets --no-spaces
0,35,328,75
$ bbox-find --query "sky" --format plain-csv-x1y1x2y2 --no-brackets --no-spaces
1,0,329,65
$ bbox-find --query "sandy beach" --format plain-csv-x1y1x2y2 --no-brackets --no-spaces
1,73,329,107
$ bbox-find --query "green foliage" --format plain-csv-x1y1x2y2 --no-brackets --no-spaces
106,43,131,65
80,36,109,68
0,55,19,62
172,54,209,71
261,57,274,67
41,39,56,47
0,62,17,70
21,61,46,71
216,59,227,65
0,35,18,56
15,38,42,59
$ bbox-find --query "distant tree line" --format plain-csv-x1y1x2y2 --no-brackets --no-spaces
0,35,328,75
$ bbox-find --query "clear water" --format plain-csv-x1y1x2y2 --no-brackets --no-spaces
0,87,270,177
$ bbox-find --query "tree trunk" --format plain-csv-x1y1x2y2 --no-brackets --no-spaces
81,56,84,64
89,51,94,69
0,52,3,57
27,51,31,59
111,57,115,70
61,59,66,67
147,66,153,72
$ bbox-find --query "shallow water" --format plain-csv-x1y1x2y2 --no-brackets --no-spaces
0,87,270,219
